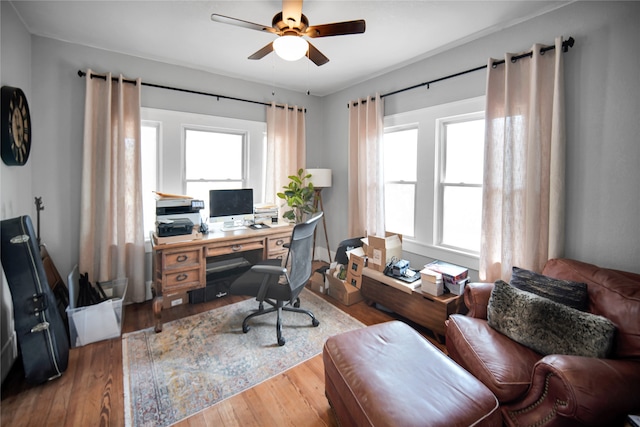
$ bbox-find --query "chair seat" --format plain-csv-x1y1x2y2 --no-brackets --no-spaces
227,212,323,346
229,259,290,301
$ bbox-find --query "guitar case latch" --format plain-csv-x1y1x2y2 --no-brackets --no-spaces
25,293,48,315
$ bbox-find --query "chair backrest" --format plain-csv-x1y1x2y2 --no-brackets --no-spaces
286,212,323,298
334,236,364,265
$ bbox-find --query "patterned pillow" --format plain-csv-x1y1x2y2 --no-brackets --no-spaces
487,280,616,358
511,266,589,311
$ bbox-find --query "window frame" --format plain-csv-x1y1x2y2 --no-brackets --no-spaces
182,125,249,192
140,107,267,246
435,111,485,255
382,124,419,237
383,96,485,270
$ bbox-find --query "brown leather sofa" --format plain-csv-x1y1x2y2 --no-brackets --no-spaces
446,258,640,427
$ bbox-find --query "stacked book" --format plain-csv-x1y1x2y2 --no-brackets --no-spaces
419,268,444,296
424,260,469,295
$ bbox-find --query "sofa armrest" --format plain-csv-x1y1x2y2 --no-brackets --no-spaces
503,355,640,427
464,282,494,319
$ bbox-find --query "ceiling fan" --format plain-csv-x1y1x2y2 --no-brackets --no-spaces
211,0,366,66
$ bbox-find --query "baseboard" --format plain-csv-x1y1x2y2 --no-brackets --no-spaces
1,330,18,383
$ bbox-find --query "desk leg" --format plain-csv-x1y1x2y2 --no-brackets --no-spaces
153,295,163,332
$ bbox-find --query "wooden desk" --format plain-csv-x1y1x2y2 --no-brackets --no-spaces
151,224,293,332
360,268,466,342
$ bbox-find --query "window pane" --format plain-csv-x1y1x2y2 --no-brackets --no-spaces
384,183,415,236
141,124,158,239
441,186,482,252
185,129,243,180
383,128,417,182
444,119,484,184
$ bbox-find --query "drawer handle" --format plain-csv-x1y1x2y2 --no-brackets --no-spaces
176,273,188,282
232,244,242,252
276,239,285,246
176,255,188,262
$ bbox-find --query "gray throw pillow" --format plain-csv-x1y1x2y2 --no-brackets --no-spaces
511,266,589,311
487,280,616,358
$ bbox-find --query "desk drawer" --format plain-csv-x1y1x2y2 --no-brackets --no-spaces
267,234,291,255
163,249,201,270
164,268,202,293
205,240,264,257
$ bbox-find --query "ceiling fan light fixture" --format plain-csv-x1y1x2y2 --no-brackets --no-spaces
273,35,309,61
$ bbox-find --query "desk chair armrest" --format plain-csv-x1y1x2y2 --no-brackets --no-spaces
251,264,287,276
251,264,288,302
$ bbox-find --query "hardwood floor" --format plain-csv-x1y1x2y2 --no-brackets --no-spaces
1,275,446,427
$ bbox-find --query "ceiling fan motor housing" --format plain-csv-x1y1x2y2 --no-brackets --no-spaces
272,12,309,33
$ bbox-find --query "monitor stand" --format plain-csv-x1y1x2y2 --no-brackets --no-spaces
222,219,246,231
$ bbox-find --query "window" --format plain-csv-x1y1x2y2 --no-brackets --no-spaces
140,108,267,242
141,121,160,240
383,96,485,269
184,128,246,219
383,127,417,237
437,114,485,253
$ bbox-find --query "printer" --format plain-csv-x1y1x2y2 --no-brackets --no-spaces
156,198,205,237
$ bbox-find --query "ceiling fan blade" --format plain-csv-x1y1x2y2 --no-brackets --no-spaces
211,14,276,34
282,0,303,29
307,42,329,66
305,20,366,38
248,42,274,60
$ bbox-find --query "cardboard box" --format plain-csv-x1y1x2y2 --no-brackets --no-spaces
345,252,366,289
420,268,444,296
309,271,327,294
345,272,363,289
347,253,366,276
66,278,127,348
326,268,363,306
363,234,402,272
163,292,188,309
424,260,468,285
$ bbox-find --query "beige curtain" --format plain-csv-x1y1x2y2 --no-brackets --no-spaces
480,37,566,282
265,102,306,216
348,94,385,237
79,70,146,303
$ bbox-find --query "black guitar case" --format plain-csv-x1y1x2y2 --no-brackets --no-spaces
1,215,69,384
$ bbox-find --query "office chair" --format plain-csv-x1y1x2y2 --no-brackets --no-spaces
229,212,323,346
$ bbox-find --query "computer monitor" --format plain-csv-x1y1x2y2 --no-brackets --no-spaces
209,188,254,229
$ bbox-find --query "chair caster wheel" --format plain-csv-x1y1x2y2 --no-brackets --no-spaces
312,318,320,327
294,299,300,308
243,325,250,333
278,337,286,346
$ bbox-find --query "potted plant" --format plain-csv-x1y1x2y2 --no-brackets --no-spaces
277,168,316,223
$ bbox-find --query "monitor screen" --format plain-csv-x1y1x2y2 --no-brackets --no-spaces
209,189,254,221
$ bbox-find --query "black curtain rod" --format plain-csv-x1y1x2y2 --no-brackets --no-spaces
350,36,575,106
77,70,304,112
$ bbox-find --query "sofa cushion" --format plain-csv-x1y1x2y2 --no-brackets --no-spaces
542,258,640,359
511,266,588,310
487,280,616,358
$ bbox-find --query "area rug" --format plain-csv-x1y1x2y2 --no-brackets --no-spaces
122,289,364,427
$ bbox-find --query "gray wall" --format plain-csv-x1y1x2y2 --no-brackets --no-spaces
20,34,325,285
315,1,640,274
2,1,639,286
1,1,32,381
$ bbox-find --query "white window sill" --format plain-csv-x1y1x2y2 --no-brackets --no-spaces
402,239,479,271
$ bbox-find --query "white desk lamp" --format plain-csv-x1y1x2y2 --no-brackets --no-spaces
307,168,332,262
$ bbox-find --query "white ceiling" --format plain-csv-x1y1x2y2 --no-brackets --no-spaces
10,0,569,96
